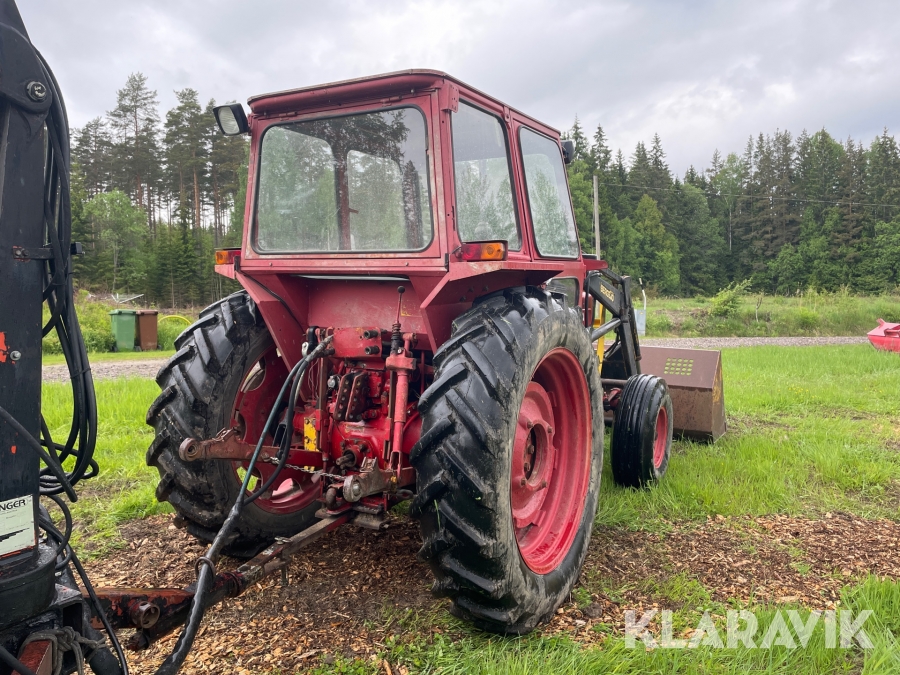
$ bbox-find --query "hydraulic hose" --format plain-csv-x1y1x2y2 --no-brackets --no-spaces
243,356,312,505
154,338,332,675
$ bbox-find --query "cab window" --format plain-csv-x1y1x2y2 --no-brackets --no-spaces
519,127,579,258
451,103,520,249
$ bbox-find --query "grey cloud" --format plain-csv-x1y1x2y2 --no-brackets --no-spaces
20,0,900,174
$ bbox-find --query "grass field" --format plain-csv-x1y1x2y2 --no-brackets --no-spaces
645,293,900,338
41,344,900,673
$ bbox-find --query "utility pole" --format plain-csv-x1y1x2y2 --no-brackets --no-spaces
592,174,601,256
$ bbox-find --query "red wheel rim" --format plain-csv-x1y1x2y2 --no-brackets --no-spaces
510,348,592,575
231,345,319,514
652,406,668,469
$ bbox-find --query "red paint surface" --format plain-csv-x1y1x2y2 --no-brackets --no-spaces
0,332,7,363
511,348,592,575
653,406,668,468
868,318,900,353
209,70,605,524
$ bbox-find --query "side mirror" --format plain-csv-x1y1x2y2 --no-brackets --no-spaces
561,139,575,164
213,103,249,136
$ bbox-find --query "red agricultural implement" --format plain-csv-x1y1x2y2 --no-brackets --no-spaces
868,319,900,353
0,48,726,675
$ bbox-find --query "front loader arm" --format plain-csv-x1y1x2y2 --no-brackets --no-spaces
586,269,642,380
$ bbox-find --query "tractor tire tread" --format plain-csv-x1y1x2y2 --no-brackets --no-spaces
146,290,317,557
611,374,672,488
411,287,604,634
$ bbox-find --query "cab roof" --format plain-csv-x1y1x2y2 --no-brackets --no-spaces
246,69,559,136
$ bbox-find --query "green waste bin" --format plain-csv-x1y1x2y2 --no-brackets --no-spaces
109,309,137,352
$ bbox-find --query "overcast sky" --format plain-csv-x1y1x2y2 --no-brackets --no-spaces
20,0,900,175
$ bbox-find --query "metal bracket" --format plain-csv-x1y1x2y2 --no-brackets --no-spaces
586,269,642,377
12,246,52,260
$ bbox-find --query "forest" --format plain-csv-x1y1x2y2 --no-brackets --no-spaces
70,72,900,307
563,120,900,296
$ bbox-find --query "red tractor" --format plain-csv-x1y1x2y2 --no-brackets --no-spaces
147,70,722,636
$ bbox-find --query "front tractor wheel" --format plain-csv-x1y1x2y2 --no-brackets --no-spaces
410,287,603,633
610,374,673,488
146,291,319,557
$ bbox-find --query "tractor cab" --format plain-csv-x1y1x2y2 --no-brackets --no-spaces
213,71,591,353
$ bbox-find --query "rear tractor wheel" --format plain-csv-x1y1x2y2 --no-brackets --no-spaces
610,374,673,488
410,287,603,633
146,291,319,557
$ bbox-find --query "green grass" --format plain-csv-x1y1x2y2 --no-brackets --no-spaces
645,293,900,338
310,575,900,674
39,343,900,671
42,377,169,553
598,345,900,529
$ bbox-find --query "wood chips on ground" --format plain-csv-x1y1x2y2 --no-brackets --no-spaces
84,511,900,673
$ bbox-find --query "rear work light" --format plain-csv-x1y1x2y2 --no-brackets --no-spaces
457,241,507,261
215,249,240,266
213,103,249,136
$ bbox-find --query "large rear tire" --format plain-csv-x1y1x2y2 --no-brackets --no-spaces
410,287,603,634
146,291,319,558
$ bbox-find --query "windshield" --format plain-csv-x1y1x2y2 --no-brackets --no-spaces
255,107,433,252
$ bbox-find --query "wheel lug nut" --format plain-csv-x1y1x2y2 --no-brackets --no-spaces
523,462,531,472
526,420,533,429
520,478,527,487
547,426,553,435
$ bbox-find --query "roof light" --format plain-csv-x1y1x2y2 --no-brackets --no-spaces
457,241,507,261
215,249,240,266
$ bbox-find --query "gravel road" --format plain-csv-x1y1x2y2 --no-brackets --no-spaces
42,358,169,383
42,336,869,383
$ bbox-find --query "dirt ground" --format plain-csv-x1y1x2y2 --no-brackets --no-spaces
84,511,900,674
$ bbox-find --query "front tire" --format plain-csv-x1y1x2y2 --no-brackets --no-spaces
610,374,673,487
410,287,603,633
146,291,319,557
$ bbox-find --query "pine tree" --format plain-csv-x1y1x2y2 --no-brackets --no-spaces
589,124,612,175
107,73,160,219
648,133,671,192
72,118,113,197
164,89,209,229
563,116,590,165
668,182,725,294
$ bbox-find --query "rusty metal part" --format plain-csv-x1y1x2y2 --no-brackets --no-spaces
12,640,52,675
324,486,339,510
131,601,161,629
342,464,396,502
334,370,371,422
178,428,272,461
236,512,353,586
91,513,352,650
638,347,726,441
352,512,389,530
178,427,323,467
